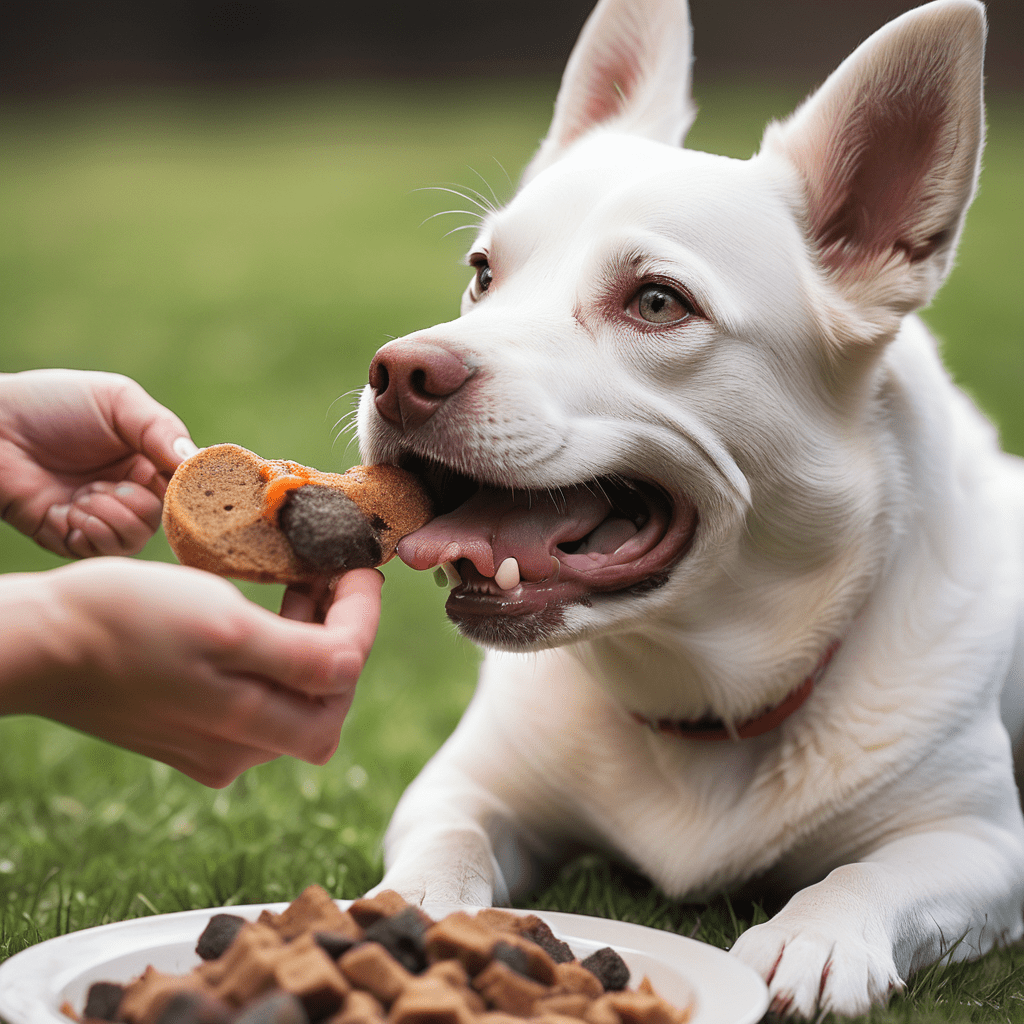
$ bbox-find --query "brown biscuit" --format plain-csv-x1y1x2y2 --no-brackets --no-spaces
338,942,415,1005
162,444,432,584
257,885,361,942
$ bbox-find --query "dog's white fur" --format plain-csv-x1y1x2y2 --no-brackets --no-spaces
357,0,1024,1015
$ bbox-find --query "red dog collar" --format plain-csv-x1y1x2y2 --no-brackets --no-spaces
631,639,841,741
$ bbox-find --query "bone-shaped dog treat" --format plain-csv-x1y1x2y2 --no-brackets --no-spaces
162,444,433,584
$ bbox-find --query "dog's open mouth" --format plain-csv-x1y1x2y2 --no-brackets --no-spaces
395,457,698,625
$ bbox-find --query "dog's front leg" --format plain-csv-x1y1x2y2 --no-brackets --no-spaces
731,822,1024,1018
372,757,515,906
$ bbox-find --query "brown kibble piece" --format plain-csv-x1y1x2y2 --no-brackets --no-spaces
154,992,234,1024
273,933,350,1018
197,923,283,990
601,989,693,1024
424,912,500,975
233,992,309,1024
583,998,622,1024
580,947,630,992
472,960,549,1016
196,915,247,961
199,924,285,1004
422,959,471,989
325,989,386,1024
535,993,593,1019
338,942,414,1005
347,890,415,928
534,1015,595,1024
83,982,125,1021
389,979,478,1024
115,967,211,1024
553,962,605,999
258,885,361,942
514,917,576,965
493,936,558,985
474,909,524,934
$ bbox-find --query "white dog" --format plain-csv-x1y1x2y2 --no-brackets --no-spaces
356,0,1024,1016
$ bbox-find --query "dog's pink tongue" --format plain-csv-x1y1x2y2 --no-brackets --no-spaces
397,485,612,580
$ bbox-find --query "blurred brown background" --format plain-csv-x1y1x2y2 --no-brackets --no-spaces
2,0,1021,95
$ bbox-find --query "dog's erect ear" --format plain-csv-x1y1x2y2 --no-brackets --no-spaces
522,0,696,182
762,0,985,335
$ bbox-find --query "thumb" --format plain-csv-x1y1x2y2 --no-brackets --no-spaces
106,376,200,474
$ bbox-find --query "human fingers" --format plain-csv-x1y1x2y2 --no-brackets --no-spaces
66,491,156,556
106,726,278,789
32,504,75,558
322,568,385,672
102,375,199,475
280,578,333,624
203,677,352,766
69,482,163,554
226,571,382,698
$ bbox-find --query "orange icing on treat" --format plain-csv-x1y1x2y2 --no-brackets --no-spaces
259,463,322,520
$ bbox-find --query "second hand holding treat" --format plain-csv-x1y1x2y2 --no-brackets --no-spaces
162,444,433,585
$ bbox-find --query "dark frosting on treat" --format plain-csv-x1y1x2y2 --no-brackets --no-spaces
279,484,382,573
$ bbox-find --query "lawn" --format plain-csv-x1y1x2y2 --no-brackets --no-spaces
0,80,1022,1023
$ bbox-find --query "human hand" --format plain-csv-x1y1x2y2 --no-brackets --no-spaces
0,559,384,787
0,369,198,558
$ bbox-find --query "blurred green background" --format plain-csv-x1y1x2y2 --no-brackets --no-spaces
0,56,1022,1023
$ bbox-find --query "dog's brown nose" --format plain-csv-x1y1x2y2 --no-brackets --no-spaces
368,340,474,432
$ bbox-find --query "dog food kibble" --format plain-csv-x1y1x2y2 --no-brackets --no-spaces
579,950,630,993
198,916,248,962
74,887,695,1024
84,982,127,1021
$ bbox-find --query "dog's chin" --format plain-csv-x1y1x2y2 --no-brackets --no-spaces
394,454,698,651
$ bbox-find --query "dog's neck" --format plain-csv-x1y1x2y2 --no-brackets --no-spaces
629,638,841,741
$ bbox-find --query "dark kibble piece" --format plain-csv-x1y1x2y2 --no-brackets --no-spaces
491,941,532,978
581,946,631,991
234,992,310,1024
156,992,234,1024
519,919,575,964
363,906,428,973
83,981,125,1021
279,485,382,573
195,913,247,960
314,930,361,960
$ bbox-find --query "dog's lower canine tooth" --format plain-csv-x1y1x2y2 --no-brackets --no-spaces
495,557,520,590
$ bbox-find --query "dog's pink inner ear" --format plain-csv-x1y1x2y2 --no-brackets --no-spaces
560,36,644,147
762,0,985,317
811,90,950,271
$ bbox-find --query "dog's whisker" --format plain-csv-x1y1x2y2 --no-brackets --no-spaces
421,184,495,217
491,156,514,194
467,165,503,211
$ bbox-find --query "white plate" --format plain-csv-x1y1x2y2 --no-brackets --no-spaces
0,903,768,1024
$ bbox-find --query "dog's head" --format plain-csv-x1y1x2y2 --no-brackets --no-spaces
358,0,985,676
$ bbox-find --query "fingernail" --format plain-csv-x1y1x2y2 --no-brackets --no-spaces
115,484,134,497
49,504,71,519
172,436,200,461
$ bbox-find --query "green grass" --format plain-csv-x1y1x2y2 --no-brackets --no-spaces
0,82,1022,1022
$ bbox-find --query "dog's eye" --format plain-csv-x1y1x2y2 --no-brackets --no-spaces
629,284,693,325
469,257,493,299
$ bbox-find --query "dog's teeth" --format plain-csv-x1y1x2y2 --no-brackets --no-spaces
432,561,462,589
495,557,520,590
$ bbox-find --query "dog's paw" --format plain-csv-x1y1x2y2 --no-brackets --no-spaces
731,917,903,1018
371,864,497,908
